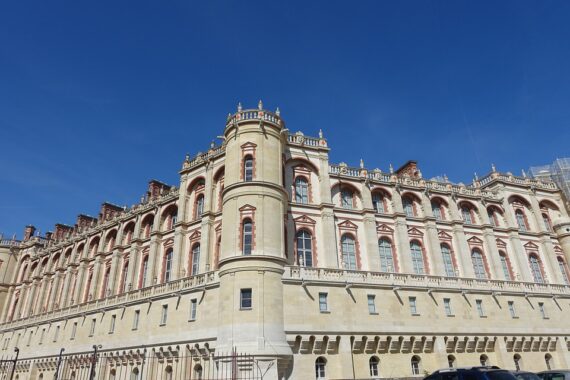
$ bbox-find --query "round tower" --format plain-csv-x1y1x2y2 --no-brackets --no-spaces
216,102,292,372
554,216,570,261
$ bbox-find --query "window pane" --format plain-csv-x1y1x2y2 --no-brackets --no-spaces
471,251,486,279
441,245,455,277
297,231,313,267
410,242,425,275
295,177,309,204
341,235,357,270
378,239,394,272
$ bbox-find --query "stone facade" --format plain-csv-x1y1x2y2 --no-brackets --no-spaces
1,104,570,379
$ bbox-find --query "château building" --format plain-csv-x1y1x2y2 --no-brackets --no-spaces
2,103,570,380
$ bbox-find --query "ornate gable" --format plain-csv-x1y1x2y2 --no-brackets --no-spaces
238,204,257,212
408,227,424,238
495,238,507,248
438,230,453,241
467,236,484,245
338,220,358,230
524,241,539,250
294,215,317,225
189,230,201,242
376,223,394,234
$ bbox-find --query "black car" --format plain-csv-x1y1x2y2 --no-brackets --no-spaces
537,370,570,380
424,367,518,380
512,371,541,380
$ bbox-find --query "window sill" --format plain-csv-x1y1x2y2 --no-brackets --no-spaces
320,310,330,314
240,307,252,311
131,328,138,331
369,312,379,315
479,315,487,318
542,317,550,320
411,313,421,316
159,323,166,326
446,314,455,317
511,316,519,319
188,318,196,322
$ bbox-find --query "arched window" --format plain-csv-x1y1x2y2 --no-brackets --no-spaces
194,194,204,219
378,238,394,272
488,208,500,227
109,369,116,380
471,249,487,279
441,244,456,277
513,354,521,371
499,252,512,281
461,206,473,224
244,155,254,182
100,266,111,298
410,241,425,275
431,200,444,221
315,357,326,379
295,177,309,204
341,188,354,209
411,356,421,375
372,193,385,214
403,196,415,217
193,364,203,380
558,257,570,285
169,210,178,228
83,269,93,302
529,254,544,283
447,355,456,368
515,209,528,232
242,219,253,255
130,368,139,380
369,356,379,377
542,213,553,232
296,230,313,267
480,355,488,366
139,256,149,289
191,244,200,276
545,354,553,370
164,249,173,283
341,234,357,270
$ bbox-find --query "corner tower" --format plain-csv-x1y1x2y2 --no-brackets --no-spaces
216,102,292,366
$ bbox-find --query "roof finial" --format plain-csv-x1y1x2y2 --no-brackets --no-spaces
318,129,323,139
443,174,449,182
491,163,496,172
389,163,394,174
521,169,527,178
474,172,479,181
237,102,242,112
210,141,215,149
275,107,280,116
360,159,364,169
258,100,263,110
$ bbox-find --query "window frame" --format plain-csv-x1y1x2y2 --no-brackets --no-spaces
240,288,253,310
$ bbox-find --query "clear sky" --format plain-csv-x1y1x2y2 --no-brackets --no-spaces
1,1,570,238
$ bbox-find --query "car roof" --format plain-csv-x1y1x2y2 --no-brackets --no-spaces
432,366,503,374
537,371,570,374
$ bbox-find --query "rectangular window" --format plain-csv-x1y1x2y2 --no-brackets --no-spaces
190,299,197,321
443,298,453,316
89,318,96,336
319,292,328,312
71,322,77,340
27,331,33,346
109,315,116,334
15,333,21,347
160,305,168,325
132,310,140,330
476,299,485,317
539,302,548,319
53,326,60,342
367,295,376,314
409,296,418,315
240,288,253,310
506,301,516,318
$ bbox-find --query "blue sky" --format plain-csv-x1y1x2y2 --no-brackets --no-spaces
1,1,569,238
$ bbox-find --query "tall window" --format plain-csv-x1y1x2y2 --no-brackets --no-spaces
319,293,328,312
443,298,452,316
508,301,517,318
164,249,173,283
296,230,313,267
409,296,418,315
545,354,552,370
132,310,140,330
515,210,528,232
448,355,456,368
431,201,443,221
140,256,149,289
471,250,487,279
191,244,200,275
488,209,498,227
372,193,385,213
441,244,455,277
189,299,197,321
295,177,309,204
499,252,512,281
160,305,168,325
244,156,253,182
369,356,379,377
195,195,204,219
120,261,129,294
315,357,326,379
240,288,252,309
403,197,415,217
461,206,473,224
514,355,521,371
367,295,376,314
529,255,544,283
558,258,570,285
538,302,548,319
242,219,253,255
411,356,421,375
542,213,553,232
341,188,354,209
378,238,395,272
476,299,485,317
410,241,425,275
101,267,111,298
341,234,357,270
169,211,178,229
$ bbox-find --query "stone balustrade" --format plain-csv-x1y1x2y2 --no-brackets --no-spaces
226,108,282,127
0,271,219,331
284,266,570,297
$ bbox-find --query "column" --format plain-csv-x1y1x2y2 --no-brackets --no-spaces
421,192,444,275
392,191,412,273
449,201,475,278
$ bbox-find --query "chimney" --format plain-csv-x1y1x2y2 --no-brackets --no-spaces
45,231,53,241
23,225,36,241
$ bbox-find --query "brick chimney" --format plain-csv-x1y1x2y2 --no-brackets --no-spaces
23,225,36,241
